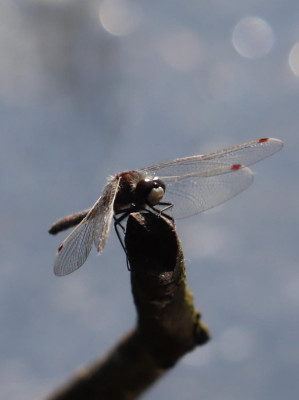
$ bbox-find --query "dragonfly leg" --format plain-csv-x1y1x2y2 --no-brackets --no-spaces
114,207,138,270
114,218,131,270
113,203,174,270
148,202,174,223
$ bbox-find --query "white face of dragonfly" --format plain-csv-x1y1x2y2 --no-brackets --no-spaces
146,179,165,205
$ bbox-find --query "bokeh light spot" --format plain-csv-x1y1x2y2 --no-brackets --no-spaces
284,275,299,303
232,16,274,59
183,345,212,367
289,42,299,77
99,0,142,37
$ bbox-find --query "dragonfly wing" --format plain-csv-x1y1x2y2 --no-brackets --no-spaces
161,165,254,219
142,138,283,179
93,177,120,253
54,177,120,276
54,217,97,276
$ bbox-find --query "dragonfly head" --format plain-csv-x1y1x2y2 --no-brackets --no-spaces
134,177,166,207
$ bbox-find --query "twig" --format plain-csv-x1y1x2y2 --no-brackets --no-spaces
46,213,209,400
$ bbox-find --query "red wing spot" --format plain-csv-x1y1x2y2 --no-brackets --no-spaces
258,138,269,143
58,244,63,252
231,164,242,170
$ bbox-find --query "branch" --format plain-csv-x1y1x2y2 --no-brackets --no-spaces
46,213,209,400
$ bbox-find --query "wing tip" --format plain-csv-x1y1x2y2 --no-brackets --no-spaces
53,263,77,277
231,164,254,182
258,137,284,150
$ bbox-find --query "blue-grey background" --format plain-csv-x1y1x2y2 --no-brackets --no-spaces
1,1,297,399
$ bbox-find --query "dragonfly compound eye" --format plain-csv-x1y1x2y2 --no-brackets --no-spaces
147,184,165,205
134,178,166,206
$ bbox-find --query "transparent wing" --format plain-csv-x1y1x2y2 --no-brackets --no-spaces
161,165,254,219
53,217,96,276
141,138,283,178
93,178,120,253
54,177,120,276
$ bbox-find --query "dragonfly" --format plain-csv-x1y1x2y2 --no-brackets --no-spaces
49,137,283,276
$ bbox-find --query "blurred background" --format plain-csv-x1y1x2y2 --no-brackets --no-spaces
0,0,298,399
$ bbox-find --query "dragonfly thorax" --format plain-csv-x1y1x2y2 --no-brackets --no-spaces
113,172,166,212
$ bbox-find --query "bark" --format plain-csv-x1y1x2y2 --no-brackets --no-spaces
46,213,209,400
